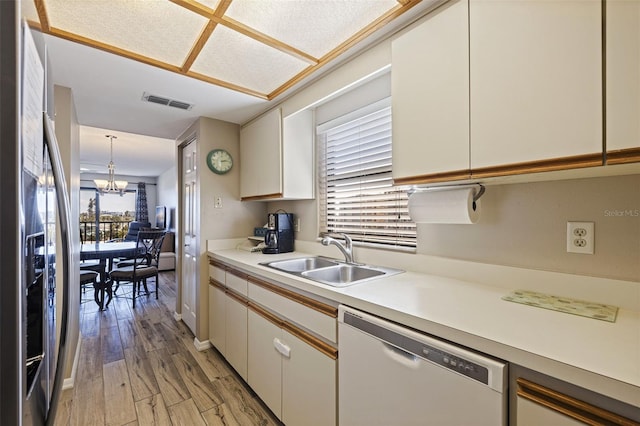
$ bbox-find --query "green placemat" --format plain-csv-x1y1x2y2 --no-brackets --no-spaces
502,290,618,323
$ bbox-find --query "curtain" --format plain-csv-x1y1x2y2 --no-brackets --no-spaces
135,182,149,223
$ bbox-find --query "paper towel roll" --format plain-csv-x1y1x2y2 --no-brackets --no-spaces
408,187,480,224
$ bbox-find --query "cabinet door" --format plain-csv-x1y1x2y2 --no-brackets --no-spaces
208,284,226,354
282,330,336,426
470,0,602,173
240,108,282,199
392,0,470,184
247,310,283,419
606,0,640,164
225,294,247,380
282,110,314,199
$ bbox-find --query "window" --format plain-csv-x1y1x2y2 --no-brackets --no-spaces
318,99,416,249
79,189,136,242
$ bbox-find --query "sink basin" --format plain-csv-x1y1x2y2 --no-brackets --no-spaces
301,264,385,287
260,256,403,287
262,256,338,273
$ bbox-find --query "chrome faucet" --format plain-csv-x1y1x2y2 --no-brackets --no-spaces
321,233,355,264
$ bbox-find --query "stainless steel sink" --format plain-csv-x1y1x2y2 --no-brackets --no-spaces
302,264,385,286
263,256,339,273
260,256,403,287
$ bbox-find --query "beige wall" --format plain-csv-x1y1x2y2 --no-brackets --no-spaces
53,85,81,379
270,174,640,282
176,117,266,341
415,175,640,282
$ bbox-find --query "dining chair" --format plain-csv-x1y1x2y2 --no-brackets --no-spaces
109,230,165,308
80,270,99,304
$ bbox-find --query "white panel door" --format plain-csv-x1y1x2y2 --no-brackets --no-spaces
181,139,197,333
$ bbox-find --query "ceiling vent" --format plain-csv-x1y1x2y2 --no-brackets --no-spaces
142,92,194,110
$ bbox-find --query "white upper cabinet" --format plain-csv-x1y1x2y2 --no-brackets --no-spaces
606,0,640,164
469,0,603,174
240,108,282,199
240,108,314,200
392,0,470,184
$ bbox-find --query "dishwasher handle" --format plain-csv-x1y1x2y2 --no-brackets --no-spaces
382,342,420,369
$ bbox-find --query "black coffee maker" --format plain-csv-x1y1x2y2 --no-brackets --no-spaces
263,213,294,254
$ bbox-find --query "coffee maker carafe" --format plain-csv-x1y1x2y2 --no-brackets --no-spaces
262,213,294,254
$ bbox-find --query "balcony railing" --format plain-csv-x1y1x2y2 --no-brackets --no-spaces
80,221,131,243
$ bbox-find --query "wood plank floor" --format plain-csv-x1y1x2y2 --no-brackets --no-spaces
55,271,281,426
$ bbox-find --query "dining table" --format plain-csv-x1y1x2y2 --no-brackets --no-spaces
80,241,141,310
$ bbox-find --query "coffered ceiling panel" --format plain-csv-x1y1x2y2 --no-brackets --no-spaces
191,24,309,94
224,0,399,58
26,0,426,99
45,0,208,66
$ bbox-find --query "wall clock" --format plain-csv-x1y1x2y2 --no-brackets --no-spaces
206,149,233,175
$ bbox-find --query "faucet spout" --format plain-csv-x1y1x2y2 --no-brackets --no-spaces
321,233,354,264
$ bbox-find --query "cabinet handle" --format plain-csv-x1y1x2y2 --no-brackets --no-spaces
273,338,291,358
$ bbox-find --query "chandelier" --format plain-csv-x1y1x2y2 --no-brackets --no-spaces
94,134,128,196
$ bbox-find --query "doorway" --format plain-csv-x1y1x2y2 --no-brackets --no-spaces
181,138,197,333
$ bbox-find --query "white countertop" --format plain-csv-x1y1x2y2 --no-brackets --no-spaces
207,247,640,407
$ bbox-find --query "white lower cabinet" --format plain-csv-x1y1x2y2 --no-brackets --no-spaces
209,260,338,425
247,310,283,418
248,308,337,426
207,283,226,354
281,329,336,426
225,293,248,380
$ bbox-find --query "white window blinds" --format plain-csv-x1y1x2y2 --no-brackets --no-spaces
318,101,416,249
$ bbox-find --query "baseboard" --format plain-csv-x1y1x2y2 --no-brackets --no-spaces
62,334,82,390
173,311,182,321
193,337,211,352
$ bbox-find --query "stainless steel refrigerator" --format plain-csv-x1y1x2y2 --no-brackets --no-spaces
1,1,72,424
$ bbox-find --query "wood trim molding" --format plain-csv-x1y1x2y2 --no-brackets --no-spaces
471,153,603,179
240,193,284,201
208,257,227,270
248,302,284,328
226,266,248,280
248,276,338,318
516,378,639,426
393,170,471,186
606,148,640,165
281,321,338,360
208,277,225,291
33,0,50,32
225,288,249,306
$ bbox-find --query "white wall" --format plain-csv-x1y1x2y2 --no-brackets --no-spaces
157,165,178,231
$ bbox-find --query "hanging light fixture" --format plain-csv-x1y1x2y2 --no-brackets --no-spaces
94,135,128,196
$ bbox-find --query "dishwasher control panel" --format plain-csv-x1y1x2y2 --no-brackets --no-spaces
343,309,501,387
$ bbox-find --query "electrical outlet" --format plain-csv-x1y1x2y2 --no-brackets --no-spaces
294,218,301,232
214,196,223,209
566,222,594,254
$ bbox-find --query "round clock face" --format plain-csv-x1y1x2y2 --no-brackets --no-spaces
207,149,233,175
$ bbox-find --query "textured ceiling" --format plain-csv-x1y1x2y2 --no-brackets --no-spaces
24,0,423,99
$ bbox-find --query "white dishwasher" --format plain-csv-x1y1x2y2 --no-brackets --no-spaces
338,306,508,426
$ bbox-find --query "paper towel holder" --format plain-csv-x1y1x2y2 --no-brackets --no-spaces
409,184,486,210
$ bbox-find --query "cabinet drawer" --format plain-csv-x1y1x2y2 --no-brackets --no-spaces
248,281,337,343
226,269,248,296
209,263,225,285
